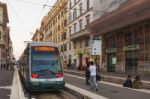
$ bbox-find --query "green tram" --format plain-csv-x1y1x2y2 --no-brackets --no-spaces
19,42,65,91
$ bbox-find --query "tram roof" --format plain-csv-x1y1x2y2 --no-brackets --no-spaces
27,42,59,47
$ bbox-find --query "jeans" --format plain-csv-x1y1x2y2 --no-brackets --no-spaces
89,75,98,89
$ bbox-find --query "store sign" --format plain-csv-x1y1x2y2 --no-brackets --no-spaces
112,57,117,65
124,45,139,51
91,39,102,55
106,48,116,53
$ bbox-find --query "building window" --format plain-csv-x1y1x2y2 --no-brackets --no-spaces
100,0,107,4
80,41,82,48
107,35,116,48
79,3,83,15
85,39,89,47
69,26,72,36
0,31,1,40
64,19,67,27
61,11,64,17
86,15,90,25
61,46,63,52
87,0,90,10
53,20,55,25
74,42,76,49
61,34,64,41
68,12,72,23
64,32,66,40
69,2,72,9
73,23,76,33
74,0,77,5
69,43,71,50
73,8,77,20
58,14,60,20
79,19,83,31
64,44,67,51
58,24,60,31
125,32,138,46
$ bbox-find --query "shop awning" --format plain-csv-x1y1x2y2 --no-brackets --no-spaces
87,0,150,35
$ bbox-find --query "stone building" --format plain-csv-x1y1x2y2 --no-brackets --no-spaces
32,29,42,42
67,0,101,69
87,0,150,74
34,0,68,68
0,2,9,66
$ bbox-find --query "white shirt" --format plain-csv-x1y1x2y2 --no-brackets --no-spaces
89,65,96,76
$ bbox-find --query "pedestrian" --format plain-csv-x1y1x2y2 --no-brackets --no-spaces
67,63,70,70
123,74,133,88
4,63,6,69
133,75,142,89
89,61,98,91
85,62,90,85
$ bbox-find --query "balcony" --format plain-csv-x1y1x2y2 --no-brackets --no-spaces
70,29,90,41
0,20,3,25
0,40,5,47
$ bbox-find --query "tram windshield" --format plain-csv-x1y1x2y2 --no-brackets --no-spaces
31,46,62,79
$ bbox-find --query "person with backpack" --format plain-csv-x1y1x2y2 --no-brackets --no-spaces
123,74,133,88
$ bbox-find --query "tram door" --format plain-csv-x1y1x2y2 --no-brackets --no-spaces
125,50,139,73
107,53,116,72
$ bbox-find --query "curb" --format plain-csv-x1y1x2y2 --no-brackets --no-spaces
65,70,150,89
10,67,26,99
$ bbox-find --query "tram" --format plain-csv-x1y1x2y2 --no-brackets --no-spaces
19,42,65,91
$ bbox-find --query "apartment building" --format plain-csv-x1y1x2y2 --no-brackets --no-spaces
37,0,68,67
0,2,9,66
32,29,42,41
67,0,97,69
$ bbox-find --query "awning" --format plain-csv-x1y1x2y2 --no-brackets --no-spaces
87,0,150,35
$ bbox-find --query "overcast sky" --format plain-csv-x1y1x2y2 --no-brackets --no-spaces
1,0,56,60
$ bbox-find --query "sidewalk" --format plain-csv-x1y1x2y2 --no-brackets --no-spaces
0,69,14,99
65,69,150,81
65,69,150,89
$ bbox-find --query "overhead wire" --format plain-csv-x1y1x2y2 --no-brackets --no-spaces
32,0,49,34
16,0,105,13
6,0,31,33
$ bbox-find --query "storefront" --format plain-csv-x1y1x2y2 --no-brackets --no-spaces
87,0,150,73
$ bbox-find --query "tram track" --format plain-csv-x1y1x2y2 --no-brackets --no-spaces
26,90,79,99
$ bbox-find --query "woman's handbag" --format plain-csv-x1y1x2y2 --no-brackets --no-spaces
96,75,101,81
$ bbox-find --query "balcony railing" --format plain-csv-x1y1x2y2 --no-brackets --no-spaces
70,29,89,41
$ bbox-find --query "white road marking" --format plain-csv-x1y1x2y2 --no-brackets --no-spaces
66,83,108,99
0,86,12,90
65,74,150,94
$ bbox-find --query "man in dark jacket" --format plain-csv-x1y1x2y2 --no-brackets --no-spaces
123,75,133,88
85,62,90,85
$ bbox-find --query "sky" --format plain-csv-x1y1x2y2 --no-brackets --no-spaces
1,0,56,60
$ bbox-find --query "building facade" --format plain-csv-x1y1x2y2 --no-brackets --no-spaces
32,0,103,69
0,2,14,67
35,0,68,68
32,29,42,41
0,2,9,66
67,0,101,70
88,0,150,74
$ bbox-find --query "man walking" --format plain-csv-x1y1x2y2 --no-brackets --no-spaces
89,61,98,91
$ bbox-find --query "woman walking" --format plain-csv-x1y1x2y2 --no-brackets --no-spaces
89,61,98,91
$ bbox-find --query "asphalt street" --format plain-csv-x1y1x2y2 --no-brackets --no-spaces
0,69,14,99
64,73,150,99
